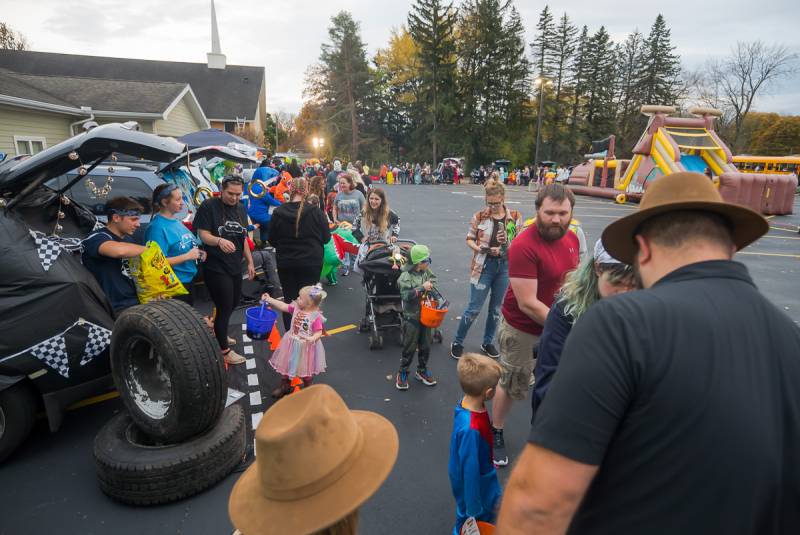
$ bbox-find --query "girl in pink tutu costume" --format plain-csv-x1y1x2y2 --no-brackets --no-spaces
261,284,327,399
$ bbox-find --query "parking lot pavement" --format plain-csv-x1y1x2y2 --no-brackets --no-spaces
1,184,797,534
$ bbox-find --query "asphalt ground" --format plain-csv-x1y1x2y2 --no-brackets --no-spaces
1,184,798,535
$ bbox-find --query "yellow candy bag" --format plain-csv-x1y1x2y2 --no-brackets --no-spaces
129,241,188,303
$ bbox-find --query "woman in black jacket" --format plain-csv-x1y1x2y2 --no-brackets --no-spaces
267,177,331,329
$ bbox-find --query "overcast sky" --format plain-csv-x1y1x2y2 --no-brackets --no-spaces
4,0,799,115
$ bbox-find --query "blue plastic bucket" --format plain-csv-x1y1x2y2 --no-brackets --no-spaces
246,306,277,340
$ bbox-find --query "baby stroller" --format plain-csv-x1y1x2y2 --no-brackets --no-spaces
357,240,415,349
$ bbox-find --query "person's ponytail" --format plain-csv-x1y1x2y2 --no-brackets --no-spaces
290,177,309,238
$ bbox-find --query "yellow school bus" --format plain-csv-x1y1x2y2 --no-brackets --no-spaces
732,156,800,175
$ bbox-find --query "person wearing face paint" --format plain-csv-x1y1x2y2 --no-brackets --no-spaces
144,183,205,306
530,239,636,422
82,196,148,315
451,177,522,362
194,175,255,365
490,183,580,467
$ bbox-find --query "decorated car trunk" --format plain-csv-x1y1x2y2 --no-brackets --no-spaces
0,122,185,437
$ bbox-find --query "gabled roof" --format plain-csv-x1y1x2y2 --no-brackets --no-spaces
0,70,209,127
1,70,186,114
0,50,264,121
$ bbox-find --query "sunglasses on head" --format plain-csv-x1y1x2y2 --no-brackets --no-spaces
221,176,244,186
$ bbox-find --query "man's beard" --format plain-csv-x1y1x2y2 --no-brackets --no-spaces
537,221,570,242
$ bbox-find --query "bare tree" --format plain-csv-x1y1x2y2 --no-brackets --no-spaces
705,42,797,151
0,22,30,50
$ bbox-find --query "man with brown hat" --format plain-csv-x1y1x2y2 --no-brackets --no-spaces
229,384,399,534
498,172,800,534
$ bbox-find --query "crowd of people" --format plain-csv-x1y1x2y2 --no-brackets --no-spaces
78,159,800,534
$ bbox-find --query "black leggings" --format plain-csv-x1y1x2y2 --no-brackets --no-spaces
277,264,321,330
204,270,242,351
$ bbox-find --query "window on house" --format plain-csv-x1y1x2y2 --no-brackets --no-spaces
14,136,46,155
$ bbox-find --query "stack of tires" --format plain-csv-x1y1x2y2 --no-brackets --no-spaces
93,300,246,505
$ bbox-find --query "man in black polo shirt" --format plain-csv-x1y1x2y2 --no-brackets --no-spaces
498,172,800,534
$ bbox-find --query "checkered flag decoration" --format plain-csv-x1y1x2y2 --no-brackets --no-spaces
80,323,112,366
29,335,71,378
29,230,83,272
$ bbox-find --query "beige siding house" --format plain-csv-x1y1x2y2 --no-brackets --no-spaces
0,50,267,146
0,71,208,157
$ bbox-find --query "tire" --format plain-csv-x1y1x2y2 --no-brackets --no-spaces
94,404,246,506
358,318,370,333
369,334,383,350
111,299,226,443
0,382,38,464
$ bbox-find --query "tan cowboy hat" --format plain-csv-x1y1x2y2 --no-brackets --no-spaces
602,172,768,265
228,384,399,535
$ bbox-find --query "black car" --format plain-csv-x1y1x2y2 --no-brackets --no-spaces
0,122,188,462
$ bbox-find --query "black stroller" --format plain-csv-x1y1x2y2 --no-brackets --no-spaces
357,240,415,349
358,240,444,349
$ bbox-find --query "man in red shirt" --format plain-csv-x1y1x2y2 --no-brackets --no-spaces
492,184,579,466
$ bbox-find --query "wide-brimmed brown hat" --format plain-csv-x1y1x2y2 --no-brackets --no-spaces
229,384,399,535
602,172,768,265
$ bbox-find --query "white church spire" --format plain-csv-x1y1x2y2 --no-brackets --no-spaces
207,0,227,69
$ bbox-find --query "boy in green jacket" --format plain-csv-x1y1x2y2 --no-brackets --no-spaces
396,244,439,390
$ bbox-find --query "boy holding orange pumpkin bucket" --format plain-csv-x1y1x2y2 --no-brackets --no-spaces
396,244,443,390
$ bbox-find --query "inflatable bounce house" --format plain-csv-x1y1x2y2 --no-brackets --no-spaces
568,105,797,215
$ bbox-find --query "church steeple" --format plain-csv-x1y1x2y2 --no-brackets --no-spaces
207,0,227,69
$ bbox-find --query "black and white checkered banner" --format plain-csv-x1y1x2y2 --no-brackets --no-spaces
29,230,83,272
0,319,112,379
80,323,112,366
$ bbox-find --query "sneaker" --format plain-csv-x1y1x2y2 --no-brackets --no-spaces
223,349,246,365
481,343,500,359
493,428,509,466
414,368,437,386
342,266,350,276
450,342,464,360
227,336,237,346
395,369,409,390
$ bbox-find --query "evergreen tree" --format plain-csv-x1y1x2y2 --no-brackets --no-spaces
568,25,591,156
635,14,681,106
583,26,617,143
530,5,555,78
615,30,646,154
408,0,459,164
308,11,374,159
456,0,531,166
547,12,578,160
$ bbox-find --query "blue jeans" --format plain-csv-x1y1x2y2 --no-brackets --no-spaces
453,256,509,346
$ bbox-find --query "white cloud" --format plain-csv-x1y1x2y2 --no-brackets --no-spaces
2,0,798,114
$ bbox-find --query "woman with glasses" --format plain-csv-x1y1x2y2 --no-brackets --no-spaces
450,177,523,361
194,175,255,365
144,183,206,305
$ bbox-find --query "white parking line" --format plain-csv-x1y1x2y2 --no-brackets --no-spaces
244,345,254,355
251,412,263,430
247,374,259,386
245,358,256,370
249,391,262,406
